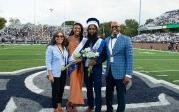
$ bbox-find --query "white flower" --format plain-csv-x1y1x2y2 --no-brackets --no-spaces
85,48,91,52
95,52,99,57
74,52,81,59
81,47,91,54
81,47,99,59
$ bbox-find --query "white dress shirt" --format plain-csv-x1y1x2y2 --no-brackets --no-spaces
108,33,121,55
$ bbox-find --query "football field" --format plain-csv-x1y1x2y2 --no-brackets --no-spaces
0,44,179,85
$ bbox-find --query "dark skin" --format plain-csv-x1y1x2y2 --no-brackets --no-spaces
87,24,98,66
73,25,83,64
111,21,132,86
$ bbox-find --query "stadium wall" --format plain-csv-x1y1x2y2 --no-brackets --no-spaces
134,42,179,51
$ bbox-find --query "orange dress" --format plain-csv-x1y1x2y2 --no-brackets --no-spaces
67,36,84,105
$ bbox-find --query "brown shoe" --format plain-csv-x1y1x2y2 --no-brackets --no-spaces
85,107,93,112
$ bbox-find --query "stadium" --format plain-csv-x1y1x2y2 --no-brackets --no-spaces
133,9,179,51
0,4,179,112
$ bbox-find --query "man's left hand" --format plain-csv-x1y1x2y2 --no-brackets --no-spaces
123,76,132,86
89,59,97,66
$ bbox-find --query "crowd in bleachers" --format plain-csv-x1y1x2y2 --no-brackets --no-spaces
132,33,179,51
0,23,64,44
146,10,179,26
132,33,179,42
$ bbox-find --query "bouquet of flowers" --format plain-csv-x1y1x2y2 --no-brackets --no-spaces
61,52,82,71
81,47,99,76
61,47,99,77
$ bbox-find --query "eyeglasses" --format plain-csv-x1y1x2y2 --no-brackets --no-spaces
56,35,64,38
111,25,119,29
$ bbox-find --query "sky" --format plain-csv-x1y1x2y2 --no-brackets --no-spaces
0,0,179,26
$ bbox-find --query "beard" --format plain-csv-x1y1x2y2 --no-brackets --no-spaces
87,32,97,40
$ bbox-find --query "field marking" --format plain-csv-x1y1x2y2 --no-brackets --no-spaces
135,59,179,60
140,70,179,73
0,66,45,75
140,52,155,54
39,93,170,111
24,71,44,94
156,75,168,77
173,80,179,83
134,71,179,92
25,70,106,93
0,79,10,90
134,48,179,54
0,59,44,61
0,46,20,50
2,97,17,112
64,85,106,92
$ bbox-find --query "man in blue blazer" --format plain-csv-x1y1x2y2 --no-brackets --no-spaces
105,21,133,112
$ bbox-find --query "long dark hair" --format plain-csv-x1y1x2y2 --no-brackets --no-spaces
47,31,67,47
69,23,84,42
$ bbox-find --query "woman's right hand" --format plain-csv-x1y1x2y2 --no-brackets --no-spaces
75,58,82,64
47,74,54,83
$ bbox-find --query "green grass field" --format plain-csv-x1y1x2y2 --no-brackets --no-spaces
0,44,46,71
134,48,179,85
0,44,179,85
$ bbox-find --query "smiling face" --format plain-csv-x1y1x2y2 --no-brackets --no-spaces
55,32,64,45
73,24,82,37
111,21,121,36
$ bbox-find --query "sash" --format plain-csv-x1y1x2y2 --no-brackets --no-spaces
92,38,103,51
67,37,87,76
69,37,88,62
85,38,103,67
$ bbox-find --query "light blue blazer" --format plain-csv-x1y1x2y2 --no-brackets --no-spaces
45,45,68,77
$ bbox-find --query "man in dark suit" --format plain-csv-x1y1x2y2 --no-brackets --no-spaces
105,21,133,112
83,18,106,112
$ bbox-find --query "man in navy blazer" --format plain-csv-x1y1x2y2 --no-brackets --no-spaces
105,21,133,112
83,18,106,112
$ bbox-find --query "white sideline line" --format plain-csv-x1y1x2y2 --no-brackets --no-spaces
134,48,179,54
3,97,17,112
136,59,179,60
24,71,44,94
173,80,179,83
39,93,170,111
0,66,45,75
139,70,179,72
134,71,179,91
156,75,168,77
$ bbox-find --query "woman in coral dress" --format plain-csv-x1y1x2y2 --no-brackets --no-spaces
66,23,87,112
